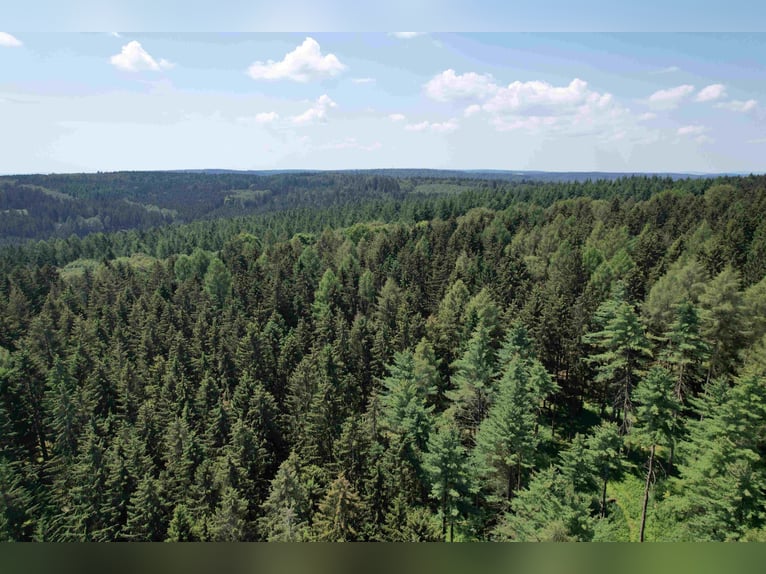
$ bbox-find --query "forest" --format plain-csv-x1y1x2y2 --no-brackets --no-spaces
1,171,766,541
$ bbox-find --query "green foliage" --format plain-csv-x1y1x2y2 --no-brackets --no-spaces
1,171,765,541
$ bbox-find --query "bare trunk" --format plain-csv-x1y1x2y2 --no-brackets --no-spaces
600,474,608,519
441,492,447,540
639,444,655,543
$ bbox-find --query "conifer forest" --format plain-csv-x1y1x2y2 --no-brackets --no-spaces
2,170,766,542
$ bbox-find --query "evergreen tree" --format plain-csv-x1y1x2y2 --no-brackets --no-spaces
445,322,498,443
493,466,594,542
587,421,623,519
422,419,472,541
123,473,167,541
631,366,681,542
473,355,538,502
584,288,652,433
259,452,311,542
661,300,709,402
313,472,363,542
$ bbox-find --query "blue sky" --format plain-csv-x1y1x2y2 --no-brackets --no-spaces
1,32,765,173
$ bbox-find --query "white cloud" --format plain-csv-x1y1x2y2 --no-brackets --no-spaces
388,113,406,122
483,78,601,115
0,32,22,47
716,99,758,113
647,84,695,109
110,32,122,38
352,77,375,84
696,135,715,144
464,104,482,117
639,112,657,121
247,37,345,82
696,84,727,102
425,69,497,102
292,94,337,125
110,41,173,72
424,70,629,139
405,118,459,133
677,124,707,136
254,112,279,124
391,32,425,39
748,137,766,144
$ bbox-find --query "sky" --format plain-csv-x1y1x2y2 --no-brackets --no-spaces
1,31,765,173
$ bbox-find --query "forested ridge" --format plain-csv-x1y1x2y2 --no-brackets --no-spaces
1,172,766,541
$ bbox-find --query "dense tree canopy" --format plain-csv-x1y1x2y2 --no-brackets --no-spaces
1,171,765,541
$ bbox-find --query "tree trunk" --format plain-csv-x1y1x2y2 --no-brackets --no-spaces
600,474,609,519
639,444,655,543
441,491,447,540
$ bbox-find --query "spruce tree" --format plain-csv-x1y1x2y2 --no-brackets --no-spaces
631,366,681,542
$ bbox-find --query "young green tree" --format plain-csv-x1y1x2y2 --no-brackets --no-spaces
587,421,623,519
259,452,311,542
422,418,472,541
379,351,434,498
313,472,363,542
445,322,498,443
631,366,681,542
584,288,652,433
661,300,709,402
672,374,766,540
698,266,747,381
473,356,538,502
492,466,594,542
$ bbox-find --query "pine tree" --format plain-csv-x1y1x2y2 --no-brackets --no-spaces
661,301,709,402
259,452,311,541
445,322,498,443
123,473,167,541
584,288,652,433
379,351,434,497
587,421,623,519
493,466,594,542
165,503,197,542
631,366,681,542
422,419,472,541
313,472,363,542
672,375,766,540
207,485,249,541
698,266,747,381
473,355,538,502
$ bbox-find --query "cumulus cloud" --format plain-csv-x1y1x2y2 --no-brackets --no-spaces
248,37,345,82
639,112,657,121
647,84,695,109
254,112,279,124
0,32,22,47
716,99,758,113
696,84,727,102
482,78,606,115
388,113,406,122
405,118,459,133
425,69,498,102
110,41,173,72
391,32,425,39
464,104,482,117
677,124,708,136
292,94,337,125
